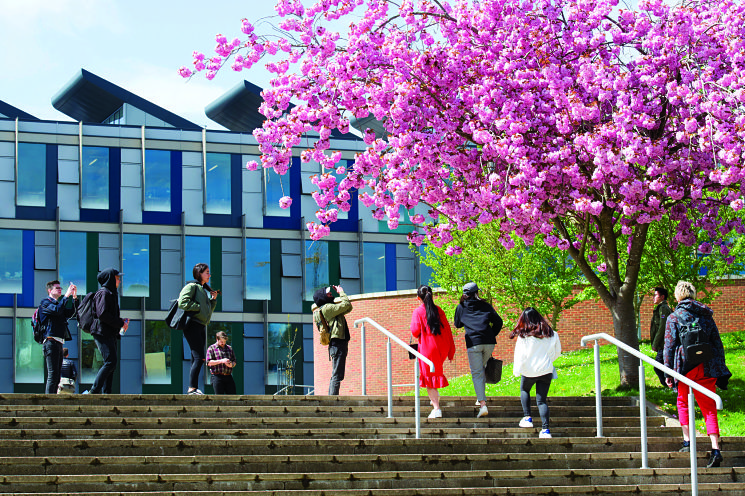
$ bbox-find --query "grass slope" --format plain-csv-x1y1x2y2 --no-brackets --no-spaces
412,330,745,437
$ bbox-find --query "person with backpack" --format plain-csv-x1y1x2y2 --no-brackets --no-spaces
510,307,561,439
664,280,732,468
39,280,77,394
411,285,456,419
649,287,673,387
312,285,352,395
178,263,219,395
84,268,127,394
454,282,503,418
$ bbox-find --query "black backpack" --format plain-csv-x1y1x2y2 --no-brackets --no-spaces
76,291,99,333
31,306,47,344
680,317,713,371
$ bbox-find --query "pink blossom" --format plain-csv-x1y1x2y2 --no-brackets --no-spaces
279,196,292,209
245,161,259,171
445,245,462,256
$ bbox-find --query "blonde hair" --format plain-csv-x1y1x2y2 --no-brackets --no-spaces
674,280,696,302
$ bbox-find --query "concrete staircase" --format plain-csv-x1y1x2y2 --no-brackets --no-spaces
0,393,743,495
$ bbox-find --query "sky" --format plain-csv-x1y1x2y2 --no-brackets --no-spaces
0,0,286,129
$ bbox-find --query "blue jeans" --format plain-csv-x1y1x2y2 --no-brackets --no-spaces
467,343,495,403
43,339,63,394
91,335,117,394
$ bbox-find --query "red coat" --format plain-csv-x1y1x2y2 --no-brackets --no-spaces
411,304,456,389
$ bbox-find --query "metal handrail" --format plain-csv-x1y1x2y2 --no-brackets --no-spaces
354,317,435,439
581,332,723,496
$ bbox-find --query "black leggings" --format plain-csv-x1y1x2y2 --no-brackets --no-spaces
183,320,207,390
520,373,552,430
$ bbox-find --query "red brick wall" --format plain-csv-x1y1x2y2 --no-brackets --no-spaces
314,281,745,395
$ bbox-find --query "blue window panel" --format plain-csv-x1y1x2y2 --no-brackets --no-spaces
205,152,231,215
244,322,264,339
81,147,109,209
243,361,265,394
304,241,329,301
16,144,57,221
385,243,397,291
263,157,301,230
143,151,182,225
419,245,435,286
184,236,210,281
15,318,43,383
245,238,271,300
17,143,46,207
204,153,242,228
59,232,88,295
303,336,314,362
122,234,150,297
0,229,23,294
265,168,291,217
362,242,386,294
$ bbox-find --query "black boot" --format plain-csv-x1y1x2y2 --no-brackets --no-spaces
707,449,723,468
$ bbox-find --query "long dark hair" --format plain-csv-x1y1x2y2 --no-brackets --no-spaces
417,285,441,336
509,307,554,339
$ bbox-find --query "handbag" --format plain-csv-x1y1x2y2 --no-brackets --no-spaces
485,357,503,384
164,299,193,330
408,337,419,360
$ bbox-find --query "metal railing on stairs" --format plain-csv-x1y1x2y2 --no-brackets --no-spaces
581,332,723,496
354,317,435,439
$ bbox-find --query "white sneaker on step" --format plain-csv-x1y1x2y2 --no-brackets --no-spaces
428,408,442,419
477,405,488,418
539,429,552,439
519,416,533,428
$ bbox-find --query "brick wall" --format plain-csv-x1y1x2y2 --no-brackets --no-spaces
313,281,745,395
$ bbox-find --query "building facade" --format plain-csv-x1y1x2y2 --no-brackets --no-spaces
0,69,433,395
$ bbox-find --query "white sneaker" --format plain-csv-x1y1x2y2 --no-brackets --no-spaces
475,401,481,406
519,416,533,428
428,408,442,419
477,405,488,418
539,429,552,439
187,389,203,395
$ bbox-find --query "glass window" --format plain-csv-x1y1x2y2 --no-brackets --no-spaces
15,318,43,383
59,231,87,294
80,333,100,384
144,320,172,384
205,152,231,214
185,236,211,280
0,229,23,293
266,322,302,387
81,147,109,209
419,245,435,286
265,168,291,217
304,240,329,300
122,234,149,297
17,143,46,207
144,149,171,212
363,242,386,293
246,238,271,300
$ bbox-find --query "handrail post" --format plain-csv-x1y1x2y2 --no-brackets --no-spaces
638,362,648,469
360,322,366,396
387,337,393,418
414,357,421,439
593,340,603,438
689,388,698,496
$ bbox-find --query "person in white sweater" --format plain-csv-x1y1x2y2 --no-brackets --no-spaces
510,307,561,439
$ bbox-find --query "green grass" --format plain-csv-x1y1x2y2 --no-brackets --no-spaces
410,330,745,437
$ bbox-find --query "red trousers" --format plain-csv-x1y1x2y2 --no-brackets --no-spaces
676,363,719,436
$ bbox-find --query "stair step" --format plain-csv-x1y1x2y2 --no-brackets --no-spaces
2,467,742,493
3,451,742,475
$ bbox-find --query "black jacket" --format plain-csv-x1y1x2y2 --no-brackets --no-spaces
39,296,75,340
90,269,124,340
454,298,503,348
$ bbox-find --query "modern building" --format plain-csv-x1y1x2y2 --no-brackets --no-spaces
0,69,433,395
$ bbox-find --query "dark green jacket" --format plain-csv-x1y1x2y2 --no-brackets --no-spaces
177,281,217,326
650,300,672,351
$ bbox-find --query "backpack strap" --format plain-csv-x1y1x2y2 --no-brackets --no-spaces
314,306,330,333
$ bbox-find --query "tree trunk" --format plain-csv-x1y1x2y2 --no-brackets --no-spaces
609,293,640,387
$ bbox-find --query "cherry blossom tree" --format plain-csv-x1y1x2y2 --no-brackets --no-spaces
183,0,745,385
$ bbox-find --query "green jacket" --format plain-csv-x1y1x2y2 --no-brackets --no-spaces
312,290,353,341
650,300,672,351
177,281,217,326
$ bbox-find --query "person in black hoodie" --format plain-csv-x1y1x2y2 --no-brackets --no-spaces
454,282,503,418
85,268,128,394
39,280,77,394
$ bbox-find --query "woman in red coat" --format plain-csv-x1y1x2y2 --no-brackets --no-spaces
411,285,456,418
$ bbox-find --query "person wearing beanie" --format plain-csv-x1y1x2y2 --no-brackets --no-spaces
454,282,503,418
312,285,352,395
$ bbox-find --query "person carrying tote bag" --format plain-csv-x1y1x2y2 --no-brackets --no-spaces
178,263,219,395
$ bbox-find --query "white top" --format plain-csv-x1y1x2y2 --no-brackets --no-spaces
512,332,561,378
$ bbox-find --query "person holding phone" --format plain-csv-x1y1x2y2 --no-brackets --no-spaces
39,280,77,394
